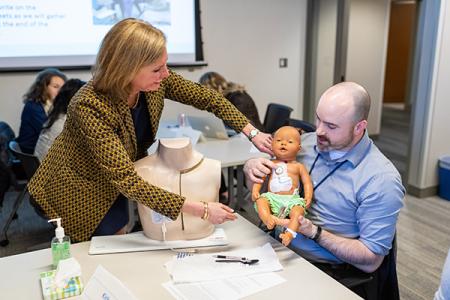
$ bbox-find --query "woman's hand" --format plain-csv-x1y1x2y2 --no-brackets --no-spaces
182,201,236,224
206,202,237,224
251,132,273,156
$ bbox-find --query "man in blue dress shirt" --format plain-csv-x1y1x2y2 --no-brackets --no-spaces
244,82,405,298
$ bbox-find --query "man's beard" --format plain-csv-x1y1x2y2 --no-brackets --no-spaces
316,132,353,152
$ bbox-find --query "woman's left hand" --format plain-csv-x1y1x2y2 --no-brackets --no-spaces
251,132,273,155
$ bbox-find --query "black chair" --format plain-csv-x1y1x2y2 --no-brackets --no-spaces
263,103,293,133
287,118,317,133
317,234,399,300
0,141,41,247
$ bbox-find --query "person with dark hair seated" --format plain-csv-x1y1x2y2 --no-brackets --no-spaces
16,68,67,154
199,72,264,131
34,79,86,162
0,121,16,210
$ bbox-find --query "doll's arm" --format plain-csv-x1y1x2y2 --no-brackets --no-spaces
252,178,266,201
298,163,313,208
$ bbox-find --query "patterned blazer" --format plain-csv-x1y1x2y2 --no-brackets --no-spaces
28,70,249,242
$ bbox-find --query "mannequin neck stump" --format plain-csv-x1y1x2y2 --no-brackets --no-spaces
157,138,204,171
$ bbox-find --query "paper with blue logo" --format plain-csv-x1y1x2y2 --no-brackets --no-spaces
81,265,138,300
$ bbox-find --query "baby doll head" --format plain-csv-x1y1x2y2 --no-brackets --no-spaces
272,126,301,161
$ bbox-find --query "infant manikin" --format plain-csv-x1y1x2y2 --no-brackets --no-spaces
252,126,313,246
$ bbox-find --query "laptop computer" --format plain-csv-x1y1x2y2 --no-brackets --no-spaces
187,115,229,140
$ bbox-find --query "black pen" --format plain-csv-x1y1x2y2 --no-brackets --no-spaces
213,255,259,265
213,255,247,260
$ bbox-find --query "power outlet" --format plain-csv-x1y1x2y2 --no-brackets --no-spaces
279,58,288,68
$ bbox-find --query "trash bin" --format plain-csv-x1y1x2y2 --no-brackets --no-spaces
439,156,450,201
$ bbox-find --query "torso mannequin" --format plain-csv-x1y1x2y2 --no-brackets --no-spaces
134,137,221,240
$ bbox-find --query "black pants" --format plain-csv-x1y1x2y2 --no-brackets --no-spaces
0,160,11,207
313,260,399,300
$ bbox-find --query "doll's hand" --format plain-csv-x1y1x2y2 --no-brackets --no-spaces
244,157,276,184
206,202,237,224
251,132,273,156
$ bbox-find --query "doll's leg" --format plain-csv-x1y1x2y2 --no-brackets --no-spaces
256,197,278,230
279,205,305,246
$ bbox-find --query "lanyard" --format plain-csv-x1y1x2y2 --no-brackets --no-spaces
309,153,346,191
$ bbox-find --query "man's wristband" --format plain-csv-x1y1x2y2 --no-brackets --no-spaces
311,225,322,242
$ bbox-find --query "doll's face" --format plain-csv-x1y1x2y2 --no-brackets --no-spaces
272,126,301,161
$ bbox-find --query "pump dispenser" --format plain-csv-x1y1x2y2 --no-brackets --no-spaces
48,218,71,268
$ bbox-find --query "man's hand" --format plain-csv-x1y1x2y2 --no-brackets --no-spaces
243,157,276,184
251,132,273,156
276,216,316,238
297,215,316,238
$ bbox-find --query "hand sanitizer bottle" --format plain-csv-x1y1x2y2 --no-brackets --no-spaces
48,218,71,269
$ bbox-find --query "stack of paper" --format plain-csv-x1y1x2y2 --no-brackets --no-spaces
163,243,286,300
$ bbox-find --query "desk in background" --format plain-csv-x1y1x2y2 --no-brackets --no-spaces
0,215,360,299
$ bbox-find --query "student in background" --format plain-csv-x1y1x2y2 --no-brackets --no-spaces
199,71,264,202
16,68,67,154
34,79,86,162
199,72,264,131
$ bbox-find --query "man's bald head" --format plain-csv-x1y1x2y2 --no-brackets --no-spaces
320,82,371,124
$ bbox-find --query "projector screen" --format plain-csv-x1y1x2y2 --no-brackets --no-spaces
0,0,203,71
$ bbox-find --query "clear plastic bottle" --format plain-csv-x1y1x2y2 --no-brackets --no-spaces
48,218,71,269
178,113,188,127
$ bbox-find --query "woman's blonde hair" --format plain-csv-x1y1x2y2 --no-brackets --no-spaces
92,18,166,101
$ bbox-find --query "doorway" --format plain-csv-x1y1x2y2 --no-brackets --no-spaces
375,0,418,181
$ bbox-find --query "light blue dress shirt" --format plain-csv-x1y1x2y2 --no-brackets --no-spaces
289,132,405,264
435,248,450,300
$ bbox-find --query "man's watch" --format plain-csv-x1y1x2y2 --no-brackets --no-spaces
248,129,260,141
311,225,322,242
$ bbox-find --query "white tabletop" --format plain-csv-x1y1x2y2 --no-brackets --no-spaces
0,215,360,300
194,135,269,168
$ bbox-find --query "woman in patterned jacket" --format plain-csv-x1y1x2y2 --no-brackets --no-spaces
28,18,273,242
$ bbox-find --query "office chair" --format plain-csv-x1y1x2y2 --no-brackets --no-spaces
263,103,293,133
0,141,41,247
323,234,399,300
287,118,317,133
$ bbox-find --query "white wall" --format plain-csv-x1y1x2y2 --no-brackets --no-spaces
312,0,338,109
345,0,390,135
408,0,450,189
0,0,307,133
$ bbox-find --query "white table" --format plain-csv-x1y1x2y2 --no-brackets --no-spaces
194,135,269,209
0,215,361,299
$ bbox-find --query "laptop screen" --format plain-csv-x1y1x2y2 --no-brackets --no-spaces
186,115,229,140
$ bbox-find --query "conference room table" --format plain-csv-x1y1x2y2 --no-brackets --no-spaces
0,214,361,299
